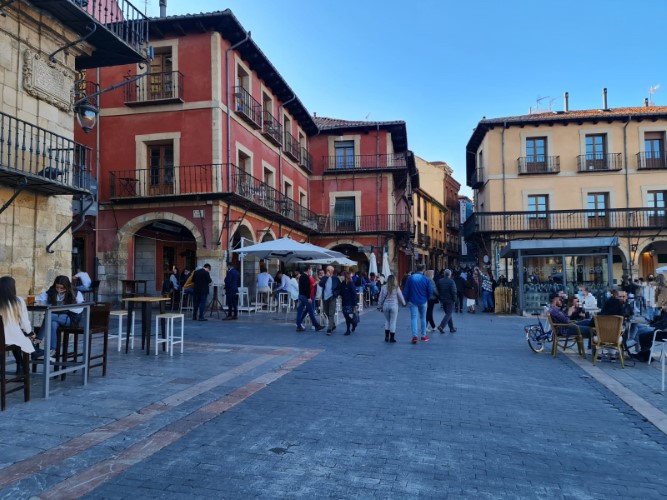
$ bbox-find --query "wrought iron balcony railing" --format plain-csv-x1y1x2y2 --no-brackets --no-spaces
232,86,262,128
283,131,301,163
125,71,184,104
262,110,283,146
31,0,149,69
637,151,667,170
108,163,320,229
463,207,667,239
577,153,622,172
517,156,560,174
0,111,92,195
318,213,412,234
299,147,313,173
322,153,408,171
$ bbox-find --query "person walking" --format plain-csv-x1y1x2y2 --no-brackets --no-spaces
481,269,494,312
192,263,212,321
453,270,466,313
319,266,341,334
425,270,439,332
464,273,478,313
296,266,324,332
436,269,458,334
339,271,359,335
378,274,406,343
224,264,240,319
402,263,433,344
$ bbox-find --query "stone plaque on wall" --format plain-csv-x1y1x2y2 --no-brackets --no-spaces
22,49,75,112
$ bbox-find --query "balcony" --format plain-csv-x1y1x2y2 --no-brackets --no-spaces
125,71,184,105
0,111,92,196
299,147,313,173
470,166,484,188
577,153,622,172
262,110,282,146
232,86,261,129
318,213,412,235
31,0,149,70
322,153,408,172
637,151,667,170
283,131,301,163
517,156,560,175
108,163,319,231
462,207,667,239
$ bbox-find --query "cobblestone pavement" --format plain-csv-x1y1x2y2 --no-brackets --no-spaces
2,306,667,499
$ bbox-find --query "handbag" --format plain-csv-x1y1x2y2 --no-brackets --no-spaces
352,312,360,326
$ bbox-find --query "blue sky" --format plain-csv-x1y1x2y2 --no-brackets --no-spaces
146,0,667,195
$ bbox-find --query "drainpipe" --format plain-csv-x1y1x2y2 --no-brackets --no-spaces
623,115,632,279
376,124,380,227
224,31,250,252
95,67,100,280
501,122,507,226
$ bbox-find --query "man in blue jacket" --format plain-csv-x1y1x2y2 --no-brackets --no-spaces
403,263,433,344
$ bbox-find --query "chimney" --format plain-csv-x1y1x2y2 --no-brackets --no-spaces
159,0,167,18
564,91,569,112
603,88,608,110
645,98,649,107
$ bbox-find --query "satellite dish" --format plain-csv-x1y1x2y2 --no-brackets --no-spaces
483,255,490,263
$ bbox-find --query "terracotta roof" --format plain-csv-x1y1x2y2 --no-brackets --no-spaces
480,105,667,125
313,116,406,130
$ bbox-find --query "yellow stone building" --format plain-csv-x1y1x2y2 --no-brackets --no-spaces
465,98,667,312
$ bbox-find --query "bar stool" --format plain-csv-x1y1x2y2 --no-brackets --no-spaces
179,291,194,315
154,313,185,356
110,310,135,352
255,289,272,312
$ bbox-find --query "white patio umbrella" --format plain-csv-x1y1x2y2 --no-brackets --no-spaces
231,237,345,264
295,256,357,266
381,250,391,278
368,252,378,276
656,265,667,273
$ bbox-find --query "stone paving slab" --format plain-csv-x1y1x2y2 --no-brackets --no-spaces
1,308,667,498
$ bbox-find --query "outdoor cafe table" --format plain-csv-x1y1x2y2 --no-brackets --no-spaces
27,302,93,398
122,297,170,355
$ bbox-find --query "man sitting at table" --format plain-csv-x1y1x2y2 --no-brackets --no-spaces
257,267,274,297
548,292,592,341
272,270,290,302
72,267,92,293
629,303,667,360
582,286,598,311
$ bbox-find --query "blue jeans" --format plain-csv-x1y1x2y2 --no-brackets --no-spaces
482,290,494,311
408,302,427,338
39,313,73,349
296,295,319,328
193,292,208,319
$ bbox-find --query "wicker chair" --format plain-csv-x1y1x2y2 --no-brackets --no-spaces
592,315,625,368
546,314,586,358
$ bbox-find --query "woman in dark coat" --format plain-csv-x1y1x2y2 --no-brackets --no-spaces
340,271,359,335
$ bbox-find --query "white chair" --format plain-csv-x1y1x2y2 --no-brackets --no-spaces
154,313,185,356
238,287,255,313
648,329,666,365
255,288,273,312
110,310,135,352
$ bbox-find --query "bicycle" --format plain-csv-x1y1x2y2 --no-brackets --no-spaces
525,308,553,353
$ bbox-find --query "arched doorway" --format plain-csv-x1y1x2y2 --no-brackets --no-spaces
134,219,197,293
331,244,368,271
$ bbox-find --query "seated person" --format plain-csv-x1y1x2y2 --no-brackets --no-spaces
548,292,591,341
581,286,598,312
256,267,274,296
567,296,586,321
35,276,84,359
630,304,667,360
182,270,194,296
368,272,380,303
272,270,290,299
72,267,92,292
599,289,624,316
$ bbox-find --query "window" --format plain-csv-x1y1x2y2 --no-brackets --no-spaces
645,132,665,168
237,150,252,196
263,167,273,189
262,92,272,115
587,192,609,227
299,191,307,208
334,197,356,231
284,181,293,200
527,194,548,229
585,134,607,170
148,144,174,195
149,49,173,100
648,190,666,225
237,64,249,91
526,137,547,172
334,140,355,168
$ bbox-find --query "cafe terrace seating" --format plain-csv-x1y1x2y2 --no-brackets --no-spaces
592,315,625,368
0,317,30,411
546,314,586,359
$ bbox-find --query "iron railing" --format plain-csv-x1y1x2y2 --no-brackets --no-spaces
125,71,184,103
463,207,667,239
299,147,313,173
262,110,282,146
284,131,301,162
233,86,262,128
81,0,148,51
637,151,667,170
576,153,622,172
470,166,484,188
322,153,408,171
517,156,560,174
0,111,92,193
319,213,412,234
108,163,320,228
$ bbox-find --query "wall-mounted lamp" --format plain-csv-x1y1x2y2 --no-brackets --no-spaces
75,101,98,133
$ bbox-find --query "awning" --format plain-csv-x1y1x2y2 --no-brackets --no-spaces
500,237,619,259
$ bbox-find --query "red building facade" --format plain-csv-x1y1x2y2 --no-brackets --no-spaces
75,10,417,299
